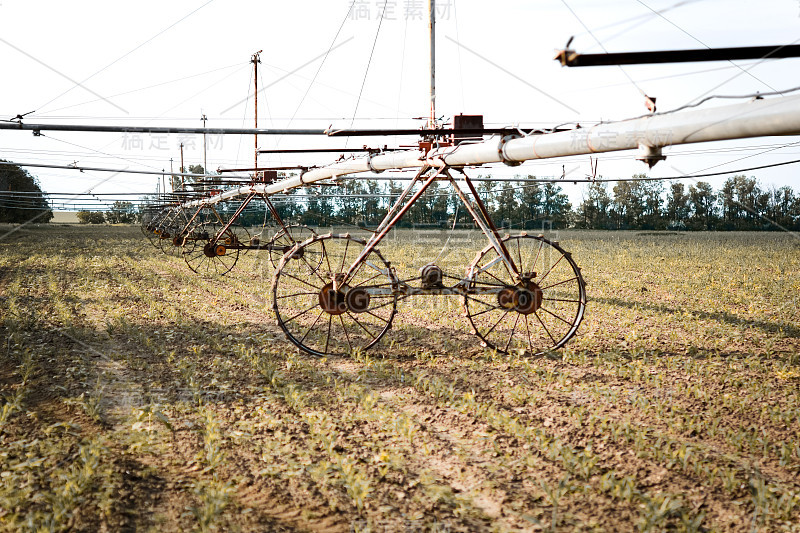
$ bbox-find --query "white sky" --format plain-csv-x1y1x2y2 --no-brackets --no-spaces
1,0,799,209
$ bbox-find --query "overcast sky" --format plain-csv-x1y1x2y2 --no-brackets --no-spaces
1,0,799,209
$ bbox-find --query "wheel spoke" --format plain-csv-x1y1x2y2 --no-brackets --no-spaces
350,313,379,340
324,315,333,354
484,308,512,338
504,312,522,353
466,303,501,318
353,270,385,288
299,309,325,343
532,239,544,273
524,315,534,354
539,305,575,326
465,235,585,355
339,238,350,274
533,309,557,345
540,276,578,291
339,315,353,351
284,302,321,325
280,271,322,291
272,234,396,357
538,253,565,285
300,252,327,285
276,291,318,300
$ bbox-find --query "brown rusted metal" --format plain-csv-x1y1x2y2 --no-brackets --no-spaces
209,192,256,247
462,174,519,277
340,166,445,287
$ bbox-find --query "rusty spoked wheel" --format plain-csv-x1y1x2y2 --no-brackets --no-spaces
272,233,398,357
267,224,318,268
158,207,189,257
465,234,586,356
141,205,163,247
144,207,170,248
182,217,241,276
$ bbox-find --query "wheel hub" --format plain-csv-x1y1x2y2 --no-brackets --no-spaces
319,282,349,315
203,243,227,257
345,287,371,313
286,246,304,259
497,280,543,315
514,280,543,315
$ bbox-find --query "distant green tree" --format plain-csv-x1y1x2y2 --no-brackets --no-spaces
363,180,383,226
77,211,106,224
577,182,611,229
494,183,519,228
666,182,690,229
719,175,767,230
105,201,138,224
541,182,571,229
337,179,366,225
517,178,543,229
611,181,646,229
301,186,335,226
688,181,717,230
610,178,663,229
477,175,497,216
641,180,665,229
766,185,798,230
0,161,53,223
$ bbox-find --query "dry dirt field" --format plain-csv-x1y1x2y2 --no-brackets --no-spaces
1,224,798,532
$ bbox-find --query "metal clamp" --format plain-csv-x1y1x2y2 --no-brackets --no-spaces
498,134,523,167
366,152,384,173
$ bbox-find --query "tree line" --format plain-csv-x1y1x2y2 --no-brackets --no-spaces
66,167,800,232
230,173,799,231
577,174,800,230
224,176,573,230
0,161,53,223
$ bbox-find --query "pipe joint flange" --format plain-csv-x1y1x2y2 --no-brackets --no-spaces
498,134,523,167
366,152,385,174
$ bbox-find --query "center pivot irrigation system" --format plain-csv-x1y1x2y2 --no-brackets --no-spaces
5,2,800,357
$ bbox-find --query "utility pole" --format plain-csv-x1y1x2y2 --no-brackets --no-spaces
179,143,185,191
202,113,208,178
429,0,436,129
252,50,262,179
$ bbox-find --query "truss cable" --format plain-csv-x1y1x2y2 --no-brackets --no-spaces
560,0,648,99
0,160,248,180
680,139,800,176
453,0,466,111
89,61,250,163
587,0,705,50
433,201,459,263
34,0,217,114
235,71,254,167
394,6,410,148
282,0,361,136
685,36,800,107
567,63,737,93
259,63,279,166
623,85,800,122
0,38,128,115
38,61,243,117
347,0,390,146
43,135,164,172
634,0,779,95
